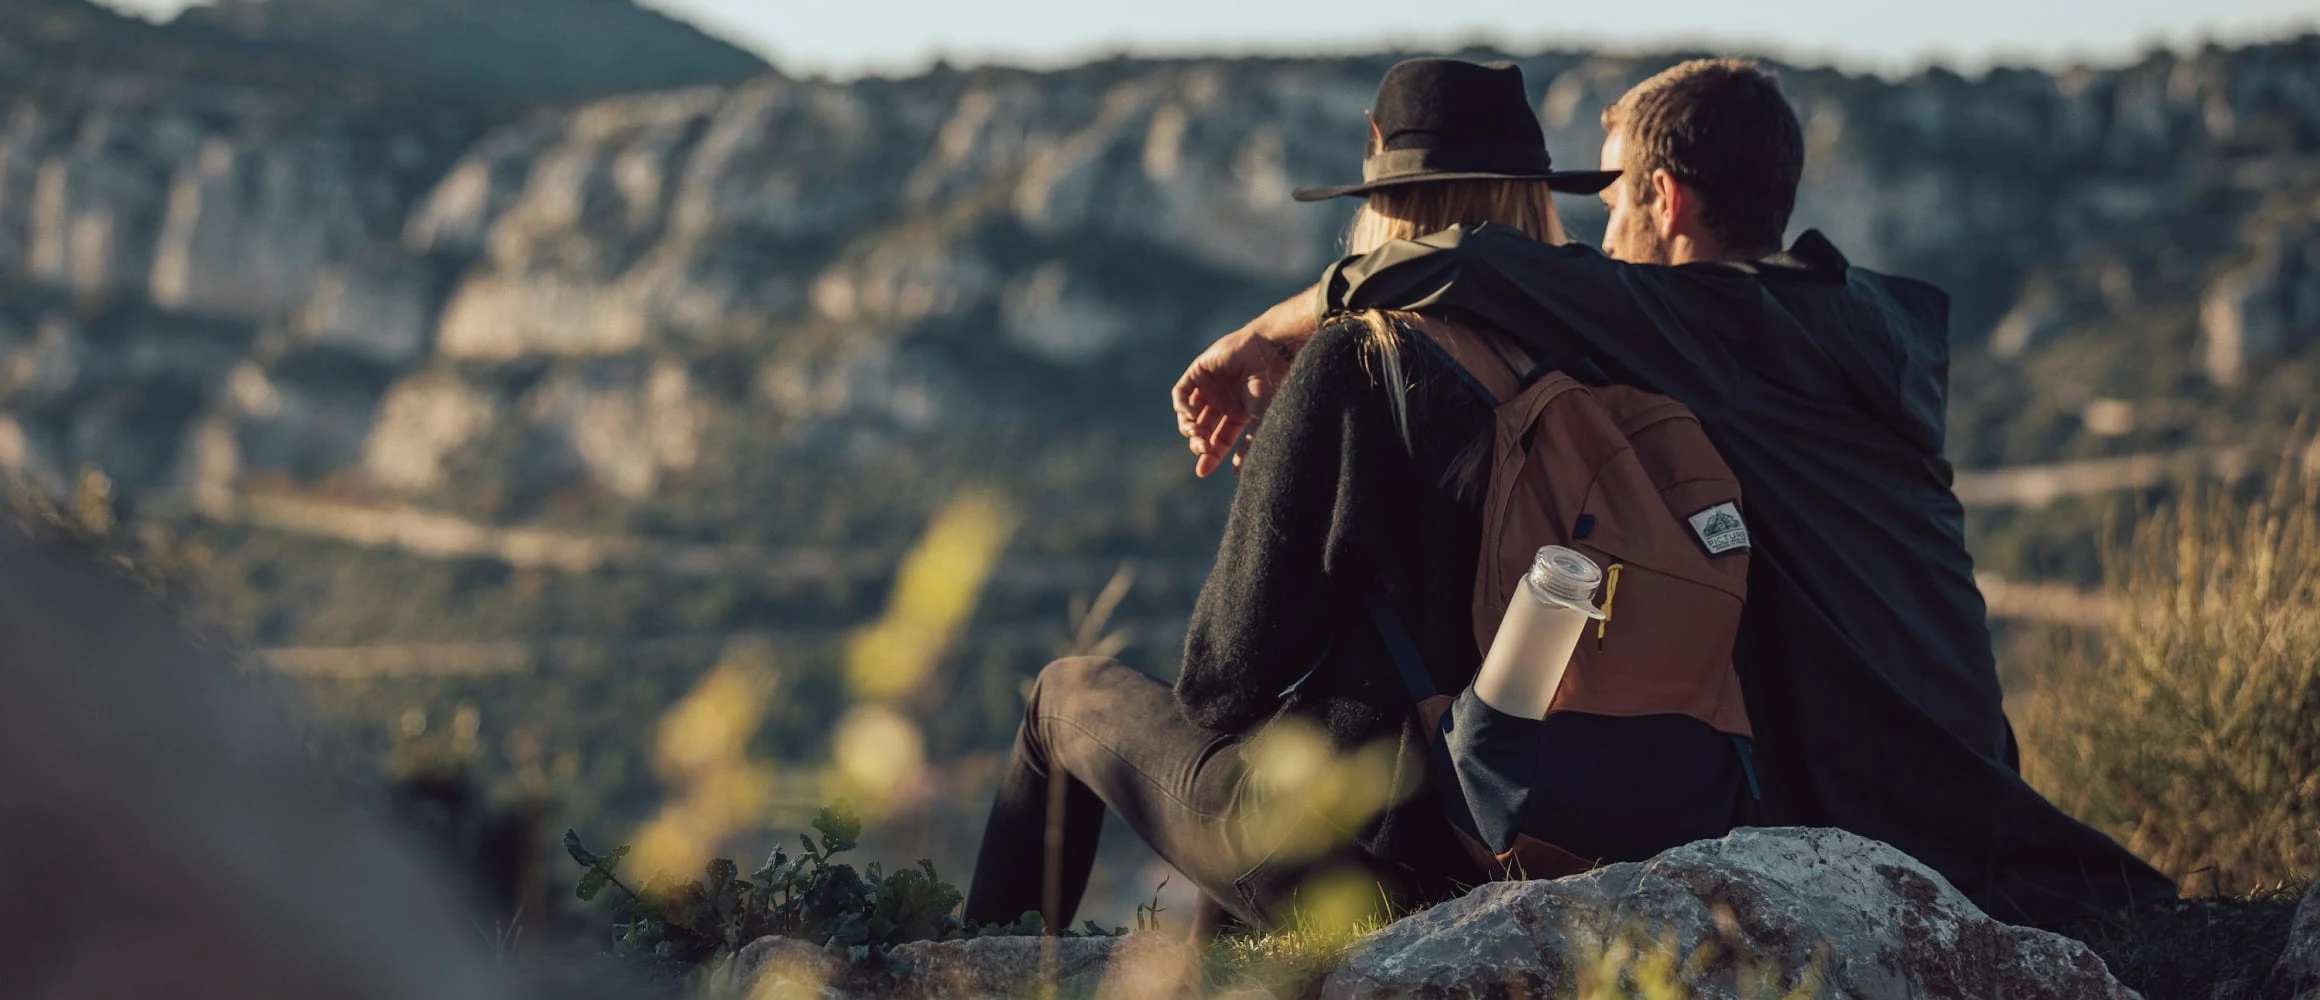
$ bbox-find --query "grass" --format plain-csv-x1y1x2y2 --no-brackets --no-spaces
2048,885,2307,1000
2016,452,2320,898
1199,871,1404,997
2011,446,2320,998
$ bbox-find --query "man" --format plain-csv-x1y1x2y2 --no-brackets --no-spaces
1173,58,2176,925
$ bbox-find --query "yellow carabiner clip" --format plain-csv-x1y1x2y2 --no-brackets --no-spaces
1596,563,1623,645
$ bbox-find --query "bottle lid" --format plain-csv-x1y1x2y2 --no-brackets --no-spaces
1527,545,1607,619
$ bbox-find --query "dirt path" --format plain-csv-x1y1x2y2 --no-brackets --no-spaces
208,453,2181,680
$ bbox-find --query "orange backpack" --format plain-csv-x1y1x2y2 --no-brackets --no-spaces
1374,313,1754,879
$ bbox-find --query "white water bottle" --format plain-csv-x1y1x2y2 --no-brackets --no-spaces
1471,546,1607,719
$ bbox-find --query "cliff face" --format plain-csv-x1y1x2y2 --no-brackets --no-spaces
1,2,2316,838
5,32,2314,521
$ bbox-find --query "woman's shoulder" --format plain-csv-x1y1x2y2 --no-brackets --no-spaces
1311,310,1479,374
1271,316,1380,396
1307,314,1379,362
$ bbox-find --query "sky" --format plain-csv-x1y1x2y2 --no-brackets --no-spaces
105,0,2319,79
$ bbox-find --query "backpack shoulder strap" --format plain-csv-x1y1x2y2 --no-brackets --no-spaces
1367,589,1458,742
1367,589,1436,700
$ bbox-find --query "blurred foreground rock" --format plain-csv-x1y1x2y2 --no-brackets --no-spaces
0,526,530,1000
1322,827,2135,1000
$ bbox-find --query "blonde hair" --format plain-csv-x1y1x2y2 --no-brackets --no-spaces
1341,180,1566,452
1344,178,1567,257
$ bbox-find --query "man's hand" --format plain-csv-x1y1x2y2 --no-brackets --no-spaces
1174,287,1321,478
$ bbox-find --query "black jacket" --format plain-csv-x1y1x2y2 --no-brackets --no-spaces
1321,223,2177,924
1174,316,1494,900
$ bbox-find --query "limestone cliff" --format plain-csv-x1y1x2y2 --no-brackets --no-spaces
0,0,2315,849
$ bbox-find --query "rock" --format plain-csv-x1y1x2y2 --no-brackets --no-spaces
2266,881,2320,1000
708,936,848,998
295,247,448,366
2200,197,2320,387
885,935,1118,999
1,31,2317,515
710,932,1202,1000
148,136,386,319
363,369,499,493
521,358,702,499
217,354,393,483
710,832,2142,1000
1321,827,2136,1000
999,261,1130,364
1092,931,1205,1000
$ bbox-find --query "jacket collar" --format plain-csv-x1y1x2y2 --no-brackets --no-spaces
1699,229,1850,282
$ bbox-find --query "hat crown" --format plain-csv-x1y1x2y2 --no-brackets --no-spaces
1289,56,1617,201
1370,59,1546,154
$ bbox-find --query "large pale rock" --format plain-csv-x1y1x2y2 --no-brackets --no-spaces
524,359,702,499
2201,200,2320,387
149,137,378,318
999,261,1130,364
2267,881,2320,1000
363,371,499,493
1322,828,2136,1000
25,145,167,299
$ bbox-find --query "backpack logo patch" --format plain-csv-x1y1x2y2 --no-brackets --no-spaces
1687,501,1751,556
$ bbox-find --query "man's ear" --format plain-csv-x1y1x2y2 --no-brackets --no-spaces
1649,168,1685,236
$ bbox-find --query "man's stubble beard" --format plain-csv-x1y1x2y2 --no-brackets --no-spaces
1610,210,1671,266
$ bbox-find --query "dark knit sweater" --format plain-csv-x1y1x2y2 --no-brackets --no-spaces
1174,316,1496,897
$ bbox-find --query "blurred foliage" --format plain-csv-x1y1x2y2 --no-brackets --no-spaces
564,800,1121,987
1568,922,1828,1000
1237,718,1413,871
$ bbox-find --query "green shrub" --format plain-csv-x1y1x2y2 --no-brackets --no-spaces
564,799,1121,981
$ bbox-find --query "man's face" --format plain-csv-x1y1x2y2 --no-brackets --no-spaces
1597,130,1669,265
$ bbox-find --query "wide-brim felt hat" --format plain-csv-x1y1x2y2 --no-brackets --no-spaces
1292,58,1621,202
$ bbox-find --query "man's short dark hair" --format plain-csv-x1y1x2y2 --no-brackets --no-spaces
1601,58,1804,254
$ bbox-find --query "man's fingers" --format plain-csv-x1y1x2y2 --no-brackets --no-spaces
1206,414,1246,458
1197,408,1234,454
1229,415,1263,474
1194,412,1250,480
1175,379,1211,439
1172,363,1207,431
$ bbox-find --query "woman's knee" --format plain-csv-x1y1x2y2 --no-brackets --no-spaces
1025,656,1130,714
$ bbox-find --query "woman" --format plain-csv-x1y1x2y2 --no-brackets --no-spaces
963,57,1741,933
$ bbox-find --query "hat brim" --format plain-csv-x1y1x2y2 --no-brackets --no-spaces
1292,169,1621,202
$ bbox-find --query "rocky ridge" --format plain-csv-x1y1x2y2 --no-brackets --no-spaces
0,26,2312,525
